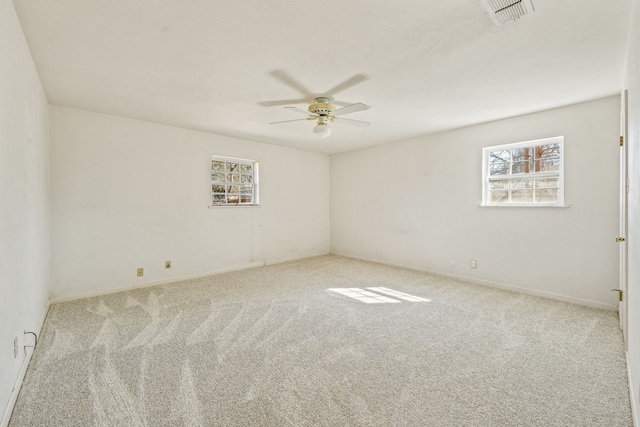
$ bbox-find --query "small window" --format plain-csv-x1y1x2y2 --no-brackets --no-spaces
211,156,259,206
482,137,564,206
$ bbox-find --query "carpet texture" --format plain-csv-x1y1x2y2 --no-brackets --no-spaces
9,255,632,426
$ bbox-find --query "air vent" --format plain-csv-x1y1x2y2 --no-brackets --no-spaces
482,0,535,25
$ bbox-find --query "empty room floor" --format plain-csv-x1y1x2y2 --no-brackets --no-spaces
9,255,632,426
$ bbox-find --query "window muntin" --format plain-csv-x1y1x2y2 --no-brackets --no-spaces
211,156,258,206
483,137,563,206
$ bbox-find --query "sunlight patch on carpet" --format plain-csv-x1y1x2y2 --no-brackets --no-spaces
328,287,430,304
366,287,430,302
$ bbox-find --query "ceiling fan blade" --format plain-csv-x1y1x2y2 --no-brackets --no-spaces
284,106,312,116
335,117,371,128
331,100,357,107
270,69,313,97
333,102,368,117
269,118,311,125
324,74,368,97
259,97,308,107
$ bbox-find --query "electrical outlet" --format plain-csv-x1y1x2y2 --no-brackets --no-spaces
13,337,18,358
137,268,144,277
450,259,456,267
165,260,171,269
470,259,477,269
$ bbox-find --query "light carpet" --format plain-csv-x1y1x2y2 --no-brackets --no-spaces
9,255,632,426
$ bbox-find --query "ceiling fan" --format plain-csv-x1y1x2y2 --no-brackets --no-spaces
261,71,371,138
270,97,370,138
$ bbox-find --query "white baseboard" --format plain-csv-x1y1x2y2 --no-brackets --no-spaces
50,283,136,304
50,252,331,304
264,251,330,266
1,299,51,427
331,252,617,311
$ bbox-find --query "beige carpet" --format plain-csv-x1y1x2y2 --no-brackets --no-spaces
9,255,632,426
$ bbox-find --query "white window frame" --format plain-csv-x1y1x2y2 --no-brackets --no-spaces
482,136,564,207
210,155,259,207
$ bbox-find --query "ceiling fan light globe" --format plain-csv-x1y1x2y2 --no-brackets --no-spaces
313,123,331,138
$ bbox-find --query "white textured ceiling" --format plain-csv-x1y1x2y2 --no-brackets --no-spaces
12,0,632,154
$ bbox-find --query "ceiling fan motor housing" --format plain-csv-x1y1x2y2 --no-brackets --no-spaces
308,97,336,116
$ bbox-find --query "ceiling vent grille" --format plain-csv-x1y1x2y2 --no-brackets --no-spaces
483,0,535,25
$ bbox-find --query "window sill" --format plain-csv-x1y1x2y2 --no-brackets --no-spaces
480,204,571,208
208,204,260,208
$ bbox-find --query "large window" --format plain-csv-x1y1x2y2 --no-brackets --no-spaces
482,136,564,206
211,156,259,206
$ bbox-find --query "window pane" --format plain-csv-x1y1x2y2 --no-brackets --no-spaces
212,161,225,172
228,195,239,203
231,174,241,183
535,158,560,172
490,150,511,162
490,190,509,203
212,173,226,182
535,144,560,159
240,185,253,194
512,161,533,174
489,180,509,190
535,189,559,203
490,161,509,176
489,150,510,176
212,184,225,193
227,185,239,194
226,163,239,172
241,174,253,183
212,194,226,203
510,190,533,203
512,147,532,162
240,164,252,174
535,177,559,189
510,178,533,189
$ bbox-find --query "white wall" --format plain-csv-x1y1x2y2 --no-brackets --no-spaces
0,0,50,424
331,96,620,309
50,106,330,299
624,0,640,421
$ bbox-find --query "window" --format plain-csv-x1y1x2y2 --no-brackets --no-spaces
482,136,564,206
210,156,258,206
